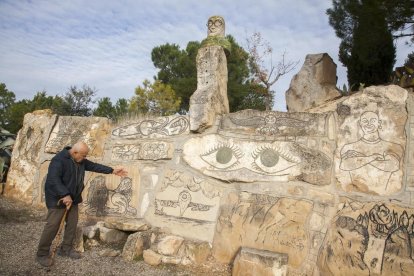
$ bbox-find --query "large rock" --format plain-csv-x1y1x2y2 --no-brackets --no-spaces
143,249,162,266
334,85,407,195
5,110,54,201
189,16,229,133
157,235,184,256
286,53,341,112
99,225,128,244
232,247,288,276
318,199,414,276
213,192,313,268
104,218,150,232
122,231,151,261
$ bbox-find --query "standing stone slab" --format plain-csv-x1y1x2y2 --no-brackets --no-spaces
189,16,229,132
286,53,341,112
80,164,140,218
45,116,111,157
212,192,313,268
6,110,54,200
318,199,414,276
146,169,222,242
335,85,407,195
232,247,288,276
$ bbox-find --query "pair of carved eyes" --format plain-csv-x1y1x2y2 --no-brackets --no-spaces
201,143,300,174
207,20,223,27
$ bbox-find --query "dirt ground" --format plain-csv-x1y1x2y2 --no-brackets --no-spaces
0,195,231,276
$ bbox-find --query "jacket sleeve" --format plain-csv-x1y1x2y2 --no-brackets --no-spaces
84,159,114,174
48,158,70,197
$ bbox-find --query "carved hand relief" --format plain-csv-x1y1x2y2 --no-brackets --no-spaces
111,142,173,161
45,117,109,156
212,192,313,268
154,170,221,222
318,201,414,276
337,111,404,195
111,115,189,139
81,172,137,218
183,134,332,184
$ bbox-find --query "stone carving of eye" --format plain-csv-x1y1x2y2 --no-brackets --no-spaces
201,143,243,170
251,146,301,174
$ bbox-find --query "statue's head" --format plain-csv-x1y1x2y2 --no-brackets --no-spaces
207,15,225,37
359,111,381,134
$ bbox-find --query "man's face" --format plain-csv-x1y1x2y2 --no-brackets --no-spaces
73,149,88,163
359,112,380,134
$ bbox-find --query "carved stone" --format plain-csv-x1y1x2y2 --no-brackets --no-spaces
5,110,53,200
286,53,341,112
232,247,288,276
318,200,414,276
45,116,111,157
183,134,332,185
335,85,407,195
212,192,313,269
189,16,229,132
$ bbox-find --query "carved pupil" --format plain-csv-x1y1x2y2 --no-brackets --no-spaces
216,147,233,164
260,149,279,167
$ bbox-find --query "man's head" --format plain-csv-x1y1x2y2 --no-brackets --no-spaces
69,141,89,163
207,15,225,37
359,111,381,134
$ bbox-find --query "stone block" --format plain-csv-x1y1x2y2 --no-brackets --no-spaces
232,247,288,276
157,235,184,256
143,249,162,266
104,218,150,232
99,226,128,244
122,231,151,261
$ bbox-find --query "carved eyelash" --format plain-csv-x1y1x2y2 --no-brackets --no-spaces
201,142,243,159
251,145,300,164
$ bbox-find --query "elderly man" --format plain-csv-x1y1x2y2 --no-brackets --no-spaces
36,141,127,267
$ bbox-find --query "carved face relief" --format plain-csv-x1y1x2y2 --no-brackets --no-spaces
183,134,332,184
207,16,225,37
359,111,381,135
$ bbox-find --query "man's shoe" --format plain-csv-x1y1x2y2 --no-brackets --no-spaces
36,255,53,267
57,248,82,259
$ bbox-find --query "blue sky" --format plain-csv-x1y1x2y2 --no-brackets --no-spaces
0,0,411,111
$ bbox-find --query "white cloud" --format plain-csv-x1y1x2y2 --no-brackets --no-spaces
0,0,411,111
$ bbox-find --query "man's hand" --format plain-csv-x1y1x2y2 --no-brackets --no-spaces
61,195,73,209
113,168,128,177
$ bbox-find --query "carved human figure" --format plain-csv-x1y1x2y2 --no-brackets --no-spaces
189,16,230,132
340,111,403,194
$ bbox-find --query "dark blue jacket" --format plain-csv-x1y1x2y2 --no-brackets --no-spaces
44,146,113,208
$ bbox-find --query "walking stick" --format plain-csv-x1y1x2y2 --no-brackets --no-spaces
49,198,72,262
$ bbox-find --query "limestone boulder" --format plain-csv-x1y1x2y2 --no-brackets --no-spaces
143,249,162,266
334,85,407,196
99,225,128,244
212,192,312,269
189,45,229,132
5,111,54,201
157,235,184,256
232,247,288,276
104,218,150,232
286,53,341,112
122,230,151,261
318,199,414,276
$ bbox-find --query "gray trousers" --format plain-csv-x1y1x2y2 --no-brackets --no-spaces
36,205,78,257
